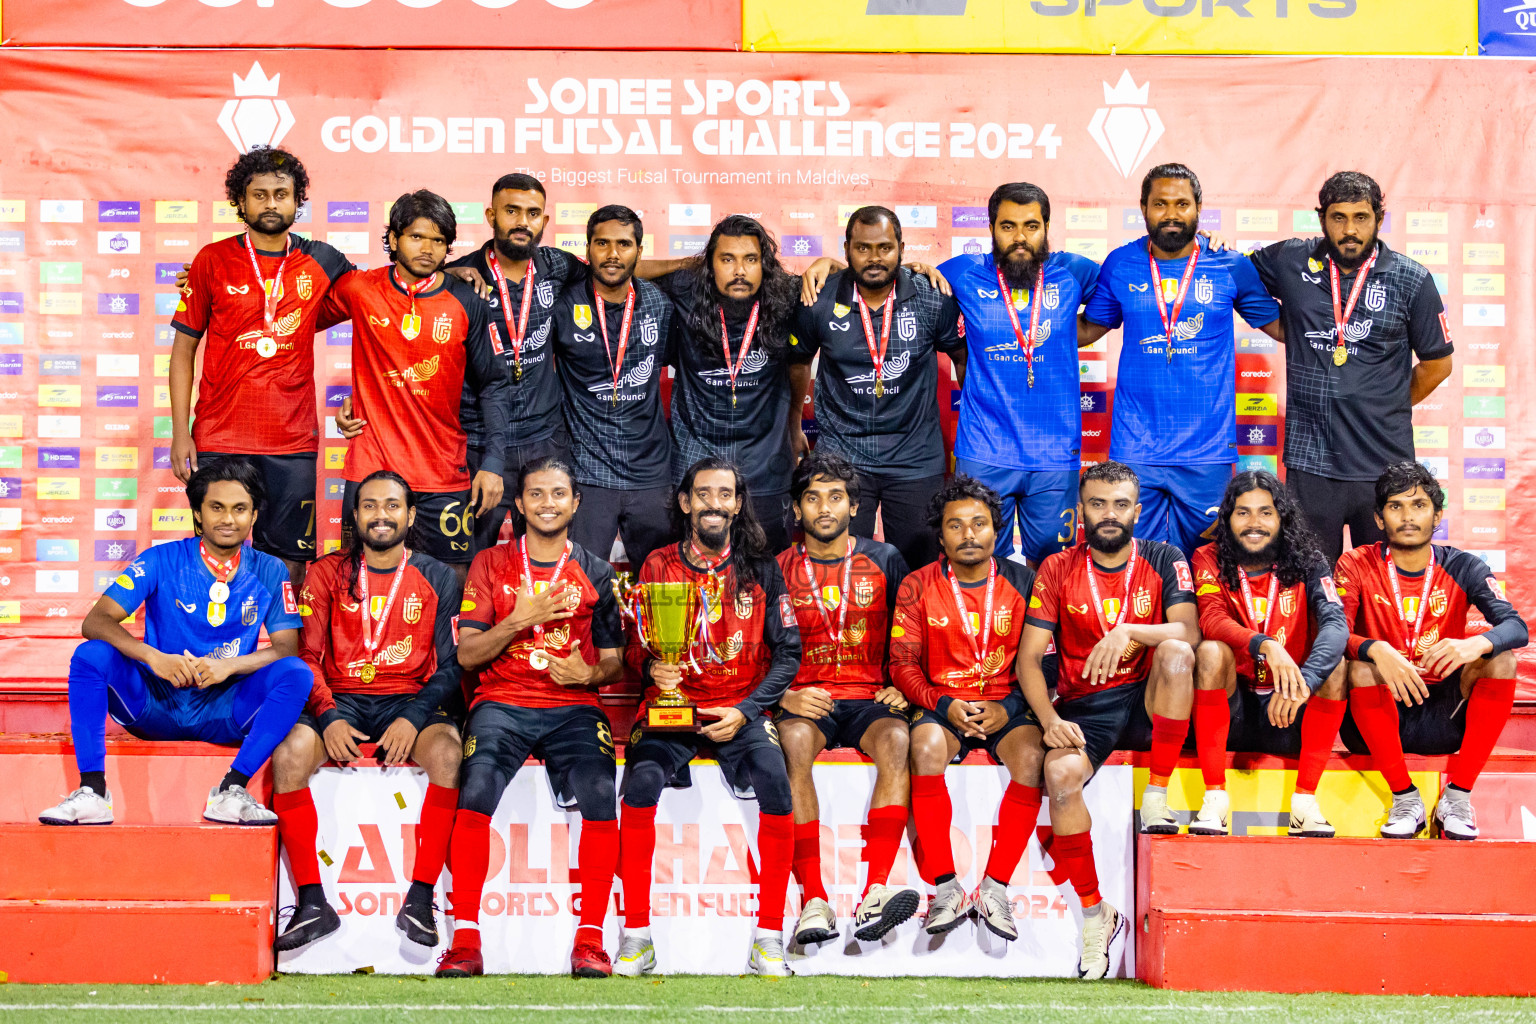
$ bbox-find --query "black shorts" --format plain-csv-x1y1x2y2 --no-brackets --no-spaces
199,451,316,563
777,697,909,752
463,702,616,808
466,428,572,556
910,703,1037,765
342,480,475,565
1048,681,1154,773
623,714,785,802
1224,686,1304,758
1339,671,1469,757
297,691,455,742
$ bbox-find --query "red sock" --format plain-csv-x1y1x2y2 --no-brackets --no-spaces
411,784,458,886
984,782,1042,886
274,788,321,888
1450,677,1516,791
862,805,908,895
1052,830,1100,907
756,812,794,930
909,774,955,882
619,803,658,928
1295,696,1347,794
1349,686,1412,791
1149,714,1188,785
447,809,491,927
577,818,620,930
792,821,828,902
1193,690,1230,789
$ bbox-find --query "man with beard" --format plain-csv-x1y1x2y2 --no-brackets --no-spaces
791,207,965,569
774,451,917,947
551,206,676,571
1081,164,1281,556
1334,462,1526,840
648,216,801,551
319,191,509,584
268,471,464,953
169,147,353,590
893,477,1043,944
1249,173,1455,565
615,458,801,978
435,457,626,978
1189,471,1348,838
940,182,1102,564
1019,461,1197,978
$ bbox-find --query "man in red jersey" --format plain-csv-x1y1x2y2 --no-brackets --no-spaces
320,190,510,582
268,471,463,953
893,476,1041,944
1019,461,1197,979
1189,471,1347,839
774,450,916,948
614,458,802,978
434,457,626,979
1335,462,1527,840
170,147,353,589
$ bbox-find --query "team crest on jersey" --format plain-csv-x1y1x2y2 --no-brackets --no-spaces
404,593,423,625
1402,596,1420,617
1160,278,1180,303
708,598,724,624
640,318,659,346
967,611,982,633
736,590,755,619
821,585,842,607
994,607,1013,635
241,595,258,627
1279,590,1296,617
400,313,422,341
207,602,226,627
1134,588,1153,618
1365,281,1387,312
1193,276,1213,305
537,280,555,306
896,310,917,342
1429,588,1447,617
854,578,875,608
833,303,850,319
432,313,453,344
1253,597,1271,620
296,272,313,301
370,595,386,620
573,304,593,329
1100,598,1120,620
1042,282,1060,310
463,735,476,758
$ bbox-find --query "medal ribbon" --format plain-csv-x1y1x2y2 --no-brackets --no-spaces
1147,242,1200,363
1384,544,1436,661
995,264,1045,388
800,537,855,664
853,289,894,394
520,537,572,657
1085,539,1139,638
486,249,536,367
359,549,410,669
718,301,760,407
944,556,996,686
1238,565,1281,688
596,287,637,402
1328,250,1379,362
392,266,434,323
199,540,241,596
242,232,290,338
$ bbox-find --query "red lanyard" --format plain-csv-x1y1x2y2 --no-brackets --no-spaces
689,538,731,576
996,264,1045,388
1327,250,1379,367
242,233,290,342
520,536,571,660
1147,243,1200,363
486,250,535,381
392,266,434,339
944,557,996,686
199,540,241,604
800,538,855,659
596,287,636,406
1384,545,1436,661
1085,540,1138,638
853,289,894,398
718,302,759,408
1236,566,1280,635
358,549,410,682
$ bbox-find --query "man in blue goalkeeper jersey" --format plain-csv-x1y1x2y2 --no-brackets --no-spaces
1081,163,1282,556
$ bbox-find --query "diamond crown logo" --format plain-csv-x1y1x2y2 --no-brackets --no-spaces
1088,71,1164,179
217,61,295,154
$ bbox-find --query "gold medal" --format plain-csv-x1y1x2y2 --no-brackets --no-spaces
360,663,376,683
256,336,277,358
731,390,738,408
1333,346,1348,367
513,360,523,382
529,649,550,670
874,377,885,398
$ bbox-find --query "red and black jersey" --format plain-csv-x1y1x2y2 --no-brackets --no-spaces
1191,544,1347,693
172,233,352,455
889,557,1035,709
624,543,802,717
1027,540,1195,701
320,267,510,493
459,540,623,710
1334,542,1527,682
297,549,461,730
776,537,908,699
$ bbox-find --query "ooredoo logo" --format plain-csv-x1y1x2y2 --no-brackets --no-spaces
1088,71,1163,179
217,62,295,154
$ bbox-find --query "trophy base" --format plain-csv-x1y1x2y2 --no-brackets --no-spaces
642,700,701,733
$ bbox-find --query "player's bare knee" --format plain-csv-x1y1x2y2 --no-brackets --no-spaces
1043,752,1085,804
1346,659,1378,689
1487,650,1518,678
908,727,949,776
866,719,910,769
271,729,320,792
1194,640,1230,690
1156,638,1195,678
1317,661,1348,700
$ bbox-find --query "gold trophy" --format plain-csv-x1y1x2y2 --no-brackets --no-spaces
614,574,712,732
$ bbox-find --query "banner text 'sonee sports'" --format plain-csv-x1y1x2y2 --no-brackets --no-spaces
0,51,1528,685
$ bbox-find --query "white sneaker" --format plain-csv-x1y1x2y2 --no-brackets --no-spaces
922,878,970,935
1078,901,1125,980
1188,789,1230,837
748,933,792,977
1287,793,1336,838
1380,789,1426,839
38,787,114,825
853,883,920,942
203,784,277,825
1139,787,1180,834
793,897,836,945
973,879,1018,941
1434,788,1479,840
612,933,656,977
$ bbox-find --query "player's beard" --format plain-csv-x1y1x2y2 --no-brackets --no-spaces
718,291,758,321
1086,518,1133,554
1150,218,1198,254
856,260,897,291
495,224,544,262
692,510,733,553
803,510,851,546
996,239,1048,288
1324,228,1377,270
1237,533,1281,569
362,519,405,552
244,208,294,236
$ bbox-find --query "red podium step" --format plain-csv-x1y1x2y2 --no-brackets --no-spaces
0,823,276,901
1138,834,1536,996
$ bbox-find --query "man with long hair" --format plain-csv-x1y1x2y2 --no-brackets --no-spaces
615,458,802,977
267,470,464,952
1189,471,1348,837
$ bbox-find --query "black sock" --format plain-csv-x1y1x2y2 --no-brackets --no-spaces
221,769,251,792
1391,785,1418,797
406,879,435,905
80,771,108,797
297,883,327,908
935,872,957,885
1448,783,1472,794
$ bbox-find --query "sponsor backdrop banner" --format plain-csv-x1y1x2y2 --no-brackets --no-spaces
276,763,1135,975
743,1,1477,55
0,0,741,50
1480,0,1536,54
0,51,1529,687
